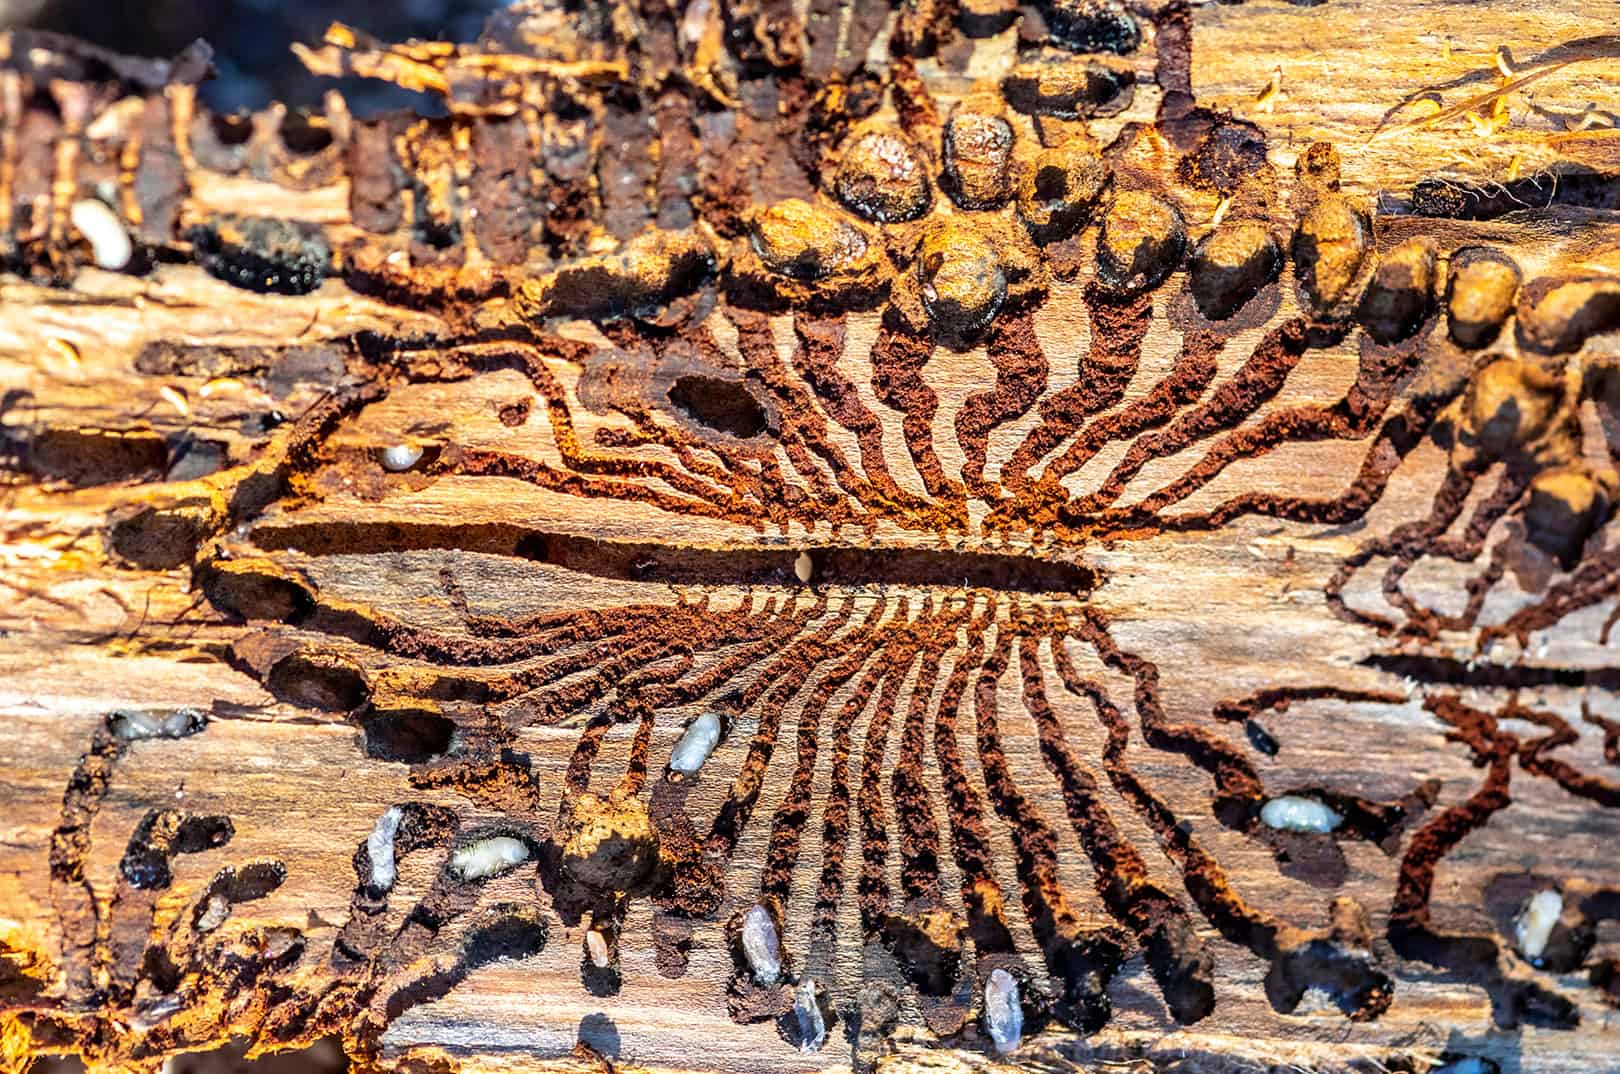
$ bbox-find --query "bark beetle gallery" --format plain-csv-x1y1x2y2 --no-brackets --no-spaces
0,1,1618,1073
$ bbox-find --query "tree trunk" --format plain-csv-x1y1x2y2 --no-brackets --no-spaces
2,4,1619,1074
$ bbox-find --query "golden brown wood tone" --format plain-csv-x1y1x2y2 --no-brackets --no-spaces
2,3,1619,1073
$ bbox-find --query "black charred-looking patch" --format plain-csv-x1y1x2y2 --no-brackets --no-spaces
119,810,234,890
880,910,965,996
1032,0,1141,54
225,860,288,901
140,945,183,994
192,860,288,929
1591,959,1620,1006
461,905,549,968
210,110,254,146
1409,166,1620,219
1266,936,1393,1019
1264,900,1394,1020
189,214,330,295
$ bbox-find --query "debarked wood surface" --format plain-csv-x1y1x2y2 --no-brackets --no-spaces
1,2,1619,1074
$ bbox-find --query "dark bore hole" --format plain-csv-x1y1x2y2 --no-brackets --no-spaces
416,222,460,250
107,501,213,571
28,426,167,486
230,860,289,901
265,650,369,712
1035,165,1068,204
279,111,334,155
667,375,768,439
462,911,549,968
140,946,183,994
200,563,315,623
209,111,254,147
172,814,235,854
361,711,455,764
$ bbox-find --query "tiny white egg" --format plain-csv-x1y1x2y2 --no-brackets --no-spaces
380,443,425,471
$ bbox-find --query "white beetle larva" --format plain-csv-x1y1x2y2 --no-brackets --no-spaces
380,443,425,472
450,836,530,881
668,711,722,778
1513,889,1562,963
365,806,405,894
984,968,1023,1054
740,903,782,985
585,927,611,969
70,197,133,271
1259,795,1343,834
195,892,230,933
110,708,204,742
